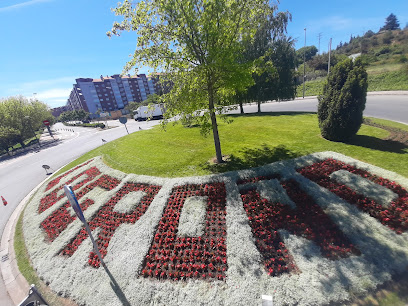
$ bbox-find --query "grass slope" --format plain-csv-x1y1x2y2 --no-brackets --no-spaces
296,69,408,97
59,113,408,178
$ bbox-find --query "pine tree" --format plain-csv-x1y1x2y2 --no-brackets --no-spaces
380,13,400,31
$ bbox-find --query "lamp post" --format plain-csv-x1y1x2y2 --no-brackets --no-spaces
303,28,306,99
25,116,41,148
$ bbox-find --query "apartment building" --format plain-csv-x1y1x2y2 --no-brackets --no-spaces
66,74,159,114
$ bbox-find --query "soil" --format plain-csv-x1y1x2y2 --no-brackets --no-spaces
363,118,408,145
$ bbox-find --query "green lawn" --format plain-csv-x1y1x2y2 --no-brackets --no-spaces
59,113,408,178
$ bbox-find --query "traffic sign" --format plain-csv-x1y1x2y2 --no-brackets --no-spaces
119,116,129,134
43,120,50,126
64,185,86,223
119,116,127,124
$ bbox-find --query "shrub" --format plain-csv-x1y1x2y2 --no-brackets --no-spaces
375,46,391,56
399,55,408,63
382,31,393,44
359,54,377,65
317,58,368,142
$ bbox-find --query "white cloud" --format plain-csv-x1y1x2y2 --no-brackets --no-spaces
18,77,76,92
0,0,52,12
33,88,71,108
0,76,74,107
36,88,71,100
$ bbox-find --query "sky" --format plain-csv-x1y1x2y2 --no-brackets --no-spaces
0,0,407,108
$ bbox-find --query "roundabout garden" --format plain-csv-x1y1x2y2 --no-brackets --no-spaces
18,114,408,305
22,151,408,305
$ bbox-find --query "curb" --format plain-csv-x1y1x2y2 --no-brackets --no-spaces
292,90,408,101
295,91,408,100
0,190,32,305
0,166,64,305
367,90,408,96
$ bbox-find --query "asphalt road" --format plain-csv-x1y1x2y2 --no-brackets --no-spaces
0,93,407,304
0,119,160,305
231,93,408,125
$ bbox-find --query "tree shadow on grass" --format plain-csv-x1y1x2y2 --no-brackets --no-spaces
346,135,407,154
201,144,301,174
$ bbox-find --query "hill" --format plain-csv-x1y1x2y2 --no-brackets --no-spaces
297,28,408,96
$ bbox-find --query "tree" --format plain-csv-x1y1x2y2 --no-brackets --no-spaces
380,13,400,31
296,45,318,65
308,53,342,71
235,9,294,113
248,37,297,112
0,126,21,155
59,110,89,122
72,109,90,122
0,96,53,147
109,0,276,163
382,31,394,44
144,94,161,105
364,30,375,38
317,58,368,141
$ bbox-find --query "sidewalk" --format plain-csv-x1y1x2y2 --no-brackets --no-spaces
0,129,60,165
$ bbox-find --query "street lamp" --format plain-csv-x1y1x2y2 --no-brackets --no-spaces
24,116,41,148
303,28,306,99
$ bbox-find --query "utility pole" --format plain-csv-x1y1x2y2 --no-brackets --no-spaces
303,28,306,99
328,38,332,75
318,33,322,54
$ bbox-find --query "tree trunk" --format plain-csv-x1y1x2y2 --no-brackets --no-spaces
208,86,223,163
239,101,244,114
257,101,261,113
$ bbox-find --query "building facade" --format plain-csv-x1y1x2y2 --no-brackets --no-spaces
51,106,69,118
66,74,160,114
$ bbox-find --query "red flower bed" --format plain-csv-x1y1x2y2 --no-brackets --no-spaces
60,182,161,268
240,178,360,277
298,159,408,234
45,159,93,191
39,167,101,213
141,183,228,281
41,174,120,241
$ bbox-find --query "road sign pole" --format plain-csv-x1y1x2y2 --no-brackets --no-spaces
119,116,129,135
83,220,105,267
64,185,105,267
